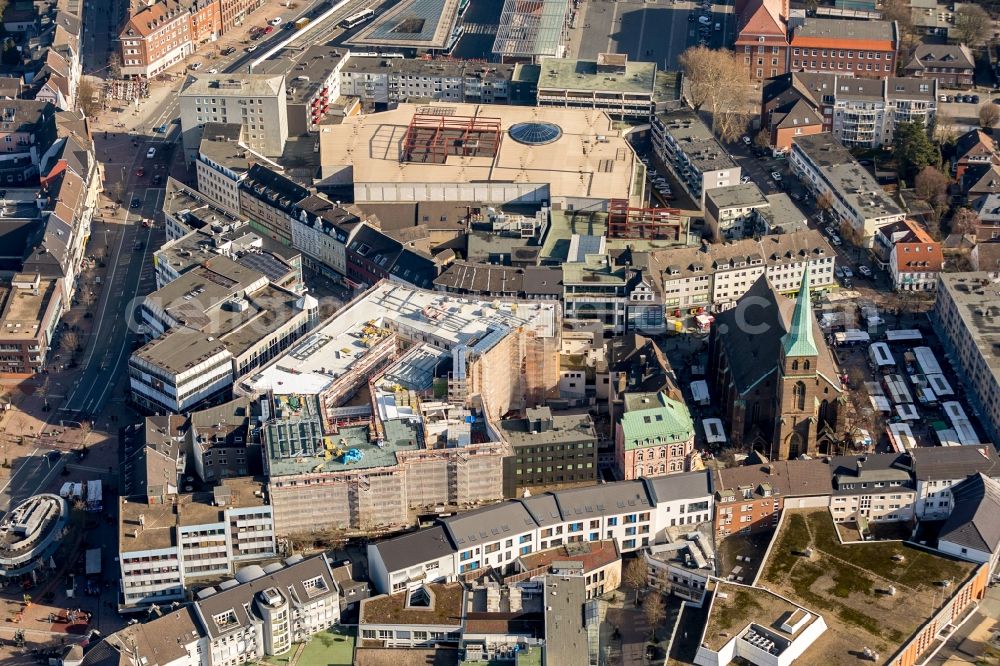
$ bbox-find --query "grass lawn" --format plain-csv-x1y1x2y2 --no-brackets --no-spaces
297,626,355,666
759,509,979,665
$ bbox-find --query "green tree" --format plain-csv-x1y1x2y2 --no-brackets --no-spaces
894,120,939,181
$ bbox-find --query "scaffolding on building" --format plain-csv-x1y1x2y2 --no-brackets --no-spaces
401,112,502,164
607,199,684,240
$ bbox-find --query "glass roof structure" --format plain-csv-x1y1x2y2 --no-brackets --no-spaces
508,121,563,146
492,0,569,60
347,0,462,50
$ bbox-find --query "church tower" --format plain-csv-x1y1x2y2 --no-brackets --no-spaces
773,267,820,460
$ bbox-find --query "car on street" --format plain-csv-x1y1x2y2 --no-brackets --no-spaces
246,44,258,52
270,16,282,25
842,266,853,278
130,197,141,209
146,147,156,158
741,135,751,145
221,46,236,55
152,174,162,185
135,167,145,177
791,192,802,201
687,14,695,20
858,265,872,277
153,124,167,133
830,235,842,246
698,15,711,24
771,171,782,181
740,175,752,184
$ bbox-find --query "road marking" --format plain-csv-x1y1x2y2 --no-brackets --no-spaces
0,448,41,496
90,224,155,415
606,1,620,53
22,455,68,502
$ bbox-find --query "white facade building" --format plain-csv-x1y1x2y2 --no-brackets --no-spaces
179,74,289,160
790,133,905,247
366,472,713,594
118,481,277,609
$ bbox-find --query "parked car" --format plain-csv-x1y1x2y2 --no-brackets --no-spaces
263,25,274,34
842,266,853,278
771,171,782,181
835,266,845,279
741,135,751,146
270,16,282,25
153,124,167,133
972,95,980,104
939,94,948,102
188,62,201,70
698,15,711,24
830,235,842,246
858,265,872,277
208,68,218,74
246,44,258,52
740,175,752,184
221,46,236,55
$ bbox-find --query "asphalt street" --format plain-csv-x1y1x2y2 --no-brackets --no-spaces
0,450,66,518
576,0,734,69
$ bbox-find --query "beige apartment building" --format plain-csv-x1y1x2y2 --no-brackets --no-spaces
179,74,289,160
934,273,1000,446
0,274,62,376
119,0,195,78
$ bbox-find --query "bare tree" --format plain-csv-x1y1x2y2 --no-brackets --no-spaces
950,207,979,237
77,78,101,118
79,420,92,448
60,331,79,355
880,0,919,68
914,166,950,214
679,46,756,142
933,109,958,145
954,5,992,47
108,52,122,81
108,179,124,204
642,592,666,637
816,192,834,224
623,557,648,604
979,103,1000,130
754,130,771,150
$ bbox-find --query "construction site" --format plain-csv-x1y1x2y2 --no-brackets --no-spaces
244,281,563,536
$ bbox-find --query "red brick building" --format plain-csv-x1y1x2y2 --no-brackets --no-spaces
789,18,899,78
734,0,789,83
713,458,832,537
219,0,266,34
187,0,222,45
119,0,195,78
119,0,264,78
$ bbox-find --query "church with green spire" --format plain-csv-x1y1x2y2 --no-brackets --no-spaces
707,266,844,460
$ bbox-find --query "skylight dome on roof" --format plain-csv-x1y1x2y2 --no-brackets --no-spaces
508,121,562,146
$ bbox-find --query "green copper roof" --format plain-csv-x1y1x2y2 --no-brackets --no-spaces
620,392,694,449
781,266,818,359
